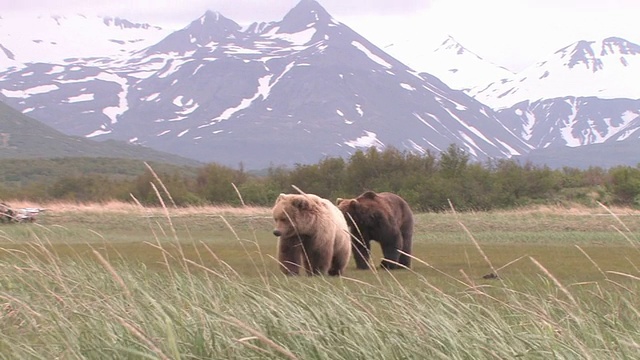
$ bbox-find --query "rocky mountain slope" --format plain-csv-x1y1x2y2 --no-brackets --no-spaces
0,0,530,168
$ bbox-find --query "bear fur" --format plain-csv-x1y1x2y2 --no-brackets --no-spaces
272,193,352,276
337,191,414,270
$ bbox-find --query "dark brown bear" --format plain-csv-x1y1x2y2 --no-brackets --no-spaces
337,191,414,270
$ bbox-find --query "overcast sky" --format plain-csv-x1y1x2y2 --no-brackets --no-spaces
2,0,637,72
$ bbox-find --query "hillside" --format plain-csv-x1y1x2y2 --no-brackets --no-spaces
0,100,202,167
0,157,201,189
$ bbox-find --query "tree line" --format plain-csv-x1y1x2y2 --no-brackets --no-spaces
1,145,639,211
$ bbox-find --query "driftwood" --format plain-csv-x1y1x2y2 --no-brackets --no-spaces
0,202,45,223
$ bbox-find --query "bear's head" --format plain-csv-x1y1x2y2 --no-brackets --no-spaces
336,191,388,229
272,193,321,238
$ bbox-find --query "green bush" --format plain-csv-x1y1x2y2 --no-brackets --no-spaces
609,166,640,206
2,146,639,210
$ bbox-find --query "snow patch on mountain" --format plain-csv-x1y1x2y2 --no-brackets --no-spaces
1,84,58,97
345,131,385,150
265,27,317,45
86,128,112,138
352,41,392,68
98,72,129,125
67,93,95,103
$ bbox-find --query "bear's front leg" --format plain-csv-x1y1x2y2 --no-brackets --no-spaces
303,253,326,276
279,238,303,275
304,248,332,276
380,241,402,270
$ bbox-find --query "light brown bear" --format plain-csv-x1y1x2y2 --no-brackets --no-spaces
272,193,351,276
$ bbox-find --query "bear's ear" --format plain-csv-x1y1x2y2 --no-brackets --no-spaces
336,197,344,205
275,193,287,203
343,199,358,211
361,191,377,199
291,197,311,210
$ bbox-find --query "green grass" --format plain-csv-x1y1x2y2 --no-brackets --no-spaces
1,205,640,358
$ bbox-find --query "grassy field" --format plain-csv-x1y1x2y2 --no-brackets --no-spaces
1,201,640,358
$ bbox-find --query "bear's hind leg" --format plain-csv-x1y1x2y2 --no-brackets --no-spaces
328,252,348,276
399,226,413,268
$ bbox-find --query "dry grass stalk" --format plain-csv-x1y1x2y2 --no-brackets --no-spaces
116,316,171,360
574,245,608,280
144,161,177,208
529,256,580,310
225,316,299,360
92,249,132,300
457,221,505,287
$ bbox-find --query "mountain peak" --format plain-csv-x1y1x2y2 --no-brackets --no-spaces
187,10,241,38
437,36,465,54
435,35,489,64
421,36,514,91
278,0,335,33
562,40,601,71
102,16,159,30
199,10,224,23
558,37,640,71
145,10,241,54
601,36,640,56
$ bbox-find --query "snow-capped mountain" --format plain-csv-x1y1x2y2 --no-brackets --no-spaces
381,36,514,91
0,0,530,169
468,37,640,153
418,37,513,91
470,37,640,110
0,14,171,70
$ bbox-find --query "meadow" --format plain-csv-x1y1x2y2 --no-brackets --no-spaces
1,200,640,359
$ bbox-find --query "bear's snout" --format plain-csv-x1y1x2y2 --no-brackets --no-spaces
273,229,282,237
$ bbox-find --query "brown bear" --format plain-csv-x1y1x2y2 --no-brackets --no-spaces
337,191,414,270
272,193,352,276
